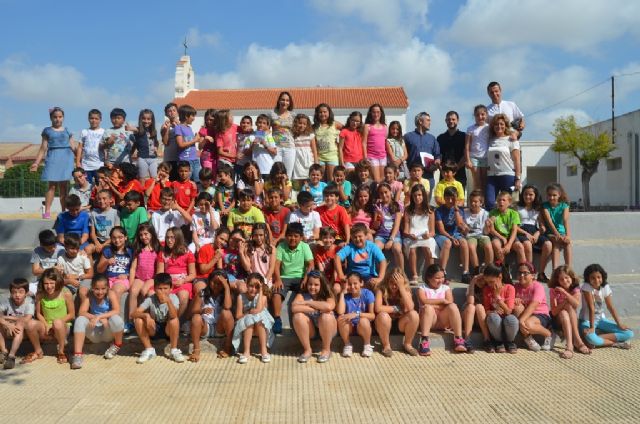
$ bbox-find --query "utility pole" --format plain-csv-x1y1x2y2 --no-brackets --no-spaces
611,75,615,143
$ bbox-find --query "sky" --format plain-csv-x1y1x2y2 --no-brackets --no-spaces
0,0,639,143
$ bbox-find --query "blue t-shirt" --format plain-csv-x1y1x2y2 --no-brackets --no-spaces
132,131,158,159
54,211,90,237
102,246,133,278
304,181,327,206
435,206,464,236
174,124,197,161
336,180,352,208
337,240,385,279
344,288,375,324
42,127,72,149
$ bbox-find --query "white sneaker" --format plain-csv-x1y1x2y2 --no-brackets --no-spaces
237,355,248,364
612,341,632,349
170,348,185,363
541,335,552,351
137,348,157,364
524,336,541,352
362,344,374,358
261,354,271,363
104,343,120,359
342,344,353,358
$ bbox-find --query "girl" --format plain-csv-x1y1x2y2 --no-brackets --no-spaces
265,162,292,205
197,108,217,176
462,268,494,352
417,264,467,355
489,191,526,265
131,109,159,183
236,161,264,206
549,265,591,358
383,164,403,204
403,184,436,283
157,227,197,318
23,268,75,364
513,261,552,352
31,107,77,219
482,263,518,353
313,103,342,181
385,121,409,179
239,223,276,288
270,91,296,179
291,113,318,187
338,111,364,170
352,159,377,200
189,270,235,362
362,104,388,182
214,109,238,168
232,273,275,364
465,105,490,193
71,274,125,369
580,263,633,349
542,183,572,268
349,186,376,240
235,115,254,178
517,185,552,281
485,113,521,210
190,192,221,253
373,183,404,271
291,270,337,363
110,162,144,206
196,227,230,279
96,226,133,301
128,223,161,331
336,272,376,358
375,267,419,357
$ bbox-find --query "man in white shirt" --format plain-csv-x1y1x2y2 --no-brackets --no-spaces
486,81,525,139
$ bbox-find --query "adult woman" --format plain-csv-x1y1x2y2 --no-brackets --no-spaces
270,91,296,179
485,113,521,210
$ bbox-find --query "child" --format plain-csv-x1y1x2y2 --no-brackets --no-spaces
313,103,342,180
462,268,493,352
291,113,318,186
513,261,552,352
483,264,518,353
108,162,144,206
362,104,387,182
313,227,338,291
489,190,526,266
100,108,132,167
233,273,275,364
96,226,132,300
580,264,633,349
56,233,93,300
418,264,467,355
331,165,352,208
374,267,419,357
517,185,552,281
403,184,436,283
197,108,217,176
144,162,173,213
383,164,403,204
172,161,197,214
157,227,197,318
291,270,337,363
235,115,254,177
132,273,185,363
239,223,276,288
373,183,404,271
263,188,290,247
215,164,236,219
214,109,238,169
190,192,220,253
90,167,118,208
287,191,322,244
150,188,192,244
338,111,364,170
0,278,35,369
30,230,65,295
465,190,494,275
120,191,148,243
349,185,376,239
130,108,159,182
302,164,327,207
251,114,278,177
174,104,200,182
76,109,105,185
273,223,314,333
434,187,470,284
24,269,75,364
236,161,264,205
195,228,229,283
434,161,465,207
549,265,591,358
403,163,431,206
69,167,93,211
385,120,409,179
335,223,387,289
227,189,266,238
464,104,490,193
336,272,375,358
316,185,351,243
189,270,235,362
87,190,120,255
127,224,161,334
71,274,125,369
542,183,572,269
54,194,90,247
222,229,248,288
198,167,217,199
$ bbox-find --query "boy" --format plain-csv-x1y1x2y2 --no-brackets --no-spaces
435,161,465,206
76,108,105,184
315,185,351,244
88,189,120,255
172,161,197,214
313,226,338,292
251,114,277,177
235,115,254,177
56,233,93,300
272,223,314,333
331,165,352,208
190,192,220,253
334,223,387,290
227,189,265,238
435,187,471,283
336,271,376,358
30,230,65,295
150,188,192,244
464,190,494,274
132,273,185,363
69,167,93,211
145,162,173,213
174,104,201,182
120,191,149,243
302,164,327,206
198,167,216,198
54,194,90,248
0,278,35,369
90,166,117,208
101,108,132,167
287,191,321,244
489,191,526,265
262,188,290,247
215,163,236,219
403,163,431,206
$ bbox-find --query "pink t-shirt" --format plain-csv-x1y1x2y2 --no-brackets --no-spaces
157,251,195,277
198,126,217,165
215,123,238,162
421,284,449,300
549,286,579,309
366,124,387,159
249,247,272,287
339,128,363,163
515,281,549,315
135,249,157,281
351,209,372,227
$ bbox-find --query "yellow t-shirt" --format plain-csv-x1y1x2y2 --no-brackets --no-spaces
403,178,431,196
434,179,465,202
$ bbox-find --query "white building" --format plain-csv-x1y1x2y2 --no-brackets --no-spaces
558,109,640,208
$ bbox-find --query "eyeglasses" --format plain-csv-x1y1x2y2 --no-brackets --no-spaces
518,271,532,276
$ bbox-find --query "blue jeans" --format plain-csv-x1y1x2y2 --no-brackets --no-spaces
485,175,515,210
580,318,634,347
189,159,201,183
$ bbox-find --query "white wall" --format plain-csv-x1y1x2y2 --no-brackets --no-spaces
520,140,556,185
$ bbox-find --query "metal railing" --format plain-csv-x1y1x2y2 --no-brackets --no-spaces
0,168,53,198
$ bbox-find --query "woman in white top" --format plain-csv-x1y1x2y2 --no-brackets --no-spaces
485,113,521,210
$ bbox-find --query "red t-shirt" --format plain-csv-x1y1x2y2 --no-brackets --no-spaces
195,244,219,279
118,179,144,197
145,179,172,211
263,206,290,239
157,251,195,275
316,204,351,240
483,284,516,315
313,244,336,281
339,128,363,163
215,123,238,163
172,180,197,211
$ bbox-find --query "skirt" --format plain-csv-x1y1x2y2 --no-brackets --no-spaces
292,147,314,180
41,148,74,182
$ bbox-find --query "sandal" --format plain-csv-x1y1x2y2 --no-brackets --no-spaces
21,351,44,364
188,349,201,363
217,350,230,359
56,352,68,364
560,349,574,359
404,345,418,356
576,344,592,355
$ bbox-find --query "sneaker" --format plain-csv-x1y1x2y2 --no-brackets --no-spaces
495,342,506,353
104,344,121,359
453,337,468,353
3,355,15,369
612,341,632,350
237,355,248,364
506,342,518,354
342,344,353,358
123,322,135,335
541,335,553,351
419,338,431,356
0,351,6,364
524,335,541,352
484,340,495,353
461,272,472,285
464,338,475,353
70,354,83,370
137,348,157,364
170,348,186,363
317,353,331,363
261,354,271,363
362,344,374,358
273,317,283,334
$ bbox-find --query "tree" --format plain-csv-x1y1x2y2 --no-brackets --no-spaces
551,115,615,210
0,163,48,198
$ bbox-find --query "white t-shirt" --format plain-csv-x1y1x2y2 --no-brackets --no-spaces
0,296,35,317
517,207,539,227
487,100,524,124
57,253,91,276
79,128,105,171
579,283,612,322
465,209,489,237
466,123,490,159
487,136,519,177
151,210,186,242
287,209,322,241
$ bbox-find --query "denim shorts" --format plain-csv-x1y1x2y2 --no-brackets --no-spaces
375,234,402,245
470,157,488,168
435,233,463,249
533,313,552,329
318,159,339,166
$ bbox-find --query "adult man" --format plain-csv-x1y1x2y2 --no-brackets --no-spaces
403,112,441,190
436,111,467,187
486,81,525,139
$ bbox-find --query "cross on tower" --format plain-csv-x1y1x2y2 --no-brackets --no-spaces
183,37,188,56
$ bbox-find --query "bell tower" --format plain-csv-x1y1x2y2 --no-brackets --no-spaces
174,55,195,98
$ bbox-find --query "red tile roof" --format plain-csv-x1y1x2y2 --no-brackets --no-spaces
173,86,409,110
0,143,39,161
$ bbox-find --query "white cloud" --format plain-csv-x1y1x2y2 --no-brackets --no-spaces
612,62,640,102
0,122,40,142
527,108,593,142
185,27,220,49
444,0,640,52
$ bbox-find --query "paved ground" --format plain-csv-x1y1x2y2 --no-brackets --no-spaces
1,327,639,424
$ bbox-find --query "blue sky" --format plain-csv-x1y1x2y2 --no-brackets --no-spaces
0,0,639,142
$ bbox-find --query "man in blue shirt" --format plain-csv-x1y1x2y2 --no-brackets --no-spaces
403,112,441,190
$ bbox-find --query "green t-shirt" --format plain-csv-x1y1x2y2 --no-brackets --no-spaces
120,206,149,242
489,208,520,237
276,241,313,278
227,206,265,238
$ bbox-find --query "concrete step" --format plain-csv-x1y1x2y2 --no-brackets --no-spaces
569,212,640,240
0,219,53,249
